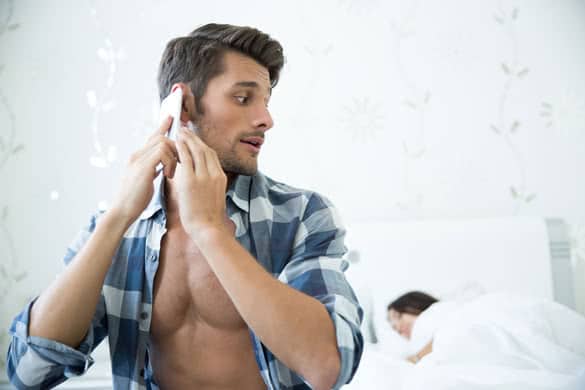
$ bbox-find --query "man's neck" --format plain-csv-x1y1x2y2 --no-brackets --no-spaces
163,173,236,224
163,178,181,222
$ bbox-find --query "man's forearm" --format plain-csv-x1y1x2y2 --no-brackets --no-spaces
29,209,133,348
195,228,341,390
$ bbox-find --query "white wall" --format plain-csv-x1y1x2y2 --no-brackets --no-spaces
1,0,584,374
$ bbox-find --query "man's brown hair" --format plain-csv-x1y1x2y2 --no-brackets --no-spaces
157,23,285,114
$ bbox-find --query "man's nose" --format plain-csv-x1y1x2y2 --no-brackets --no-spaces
251,106,274,132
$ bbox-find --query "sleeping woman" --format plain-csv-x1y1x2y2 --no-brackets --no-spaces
386,291,442,364
385,289,585,386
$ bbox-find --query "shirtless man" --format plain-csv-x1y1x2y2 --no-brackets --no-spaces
7,24,363,390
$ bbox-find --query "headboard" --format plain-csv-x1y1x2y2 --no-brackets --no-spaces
343,216,575,345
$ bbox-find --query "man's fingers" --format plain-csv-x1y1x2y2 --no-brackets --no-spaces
148,115,173,142
204,148,223,177
138,142,177,177
163,137,179,161
178,128,208,176
139,135,178,162
159,115,174,135
158,150,177,178
176,139,194,178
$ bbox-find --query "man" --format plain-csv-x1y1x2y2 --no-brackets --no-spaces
7,23,363,390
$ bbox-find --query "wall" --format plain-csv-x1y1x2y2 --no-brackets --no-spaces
1,0,584,374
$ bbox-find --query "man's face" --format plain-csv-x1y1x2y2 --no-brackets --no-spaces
191,51,274,177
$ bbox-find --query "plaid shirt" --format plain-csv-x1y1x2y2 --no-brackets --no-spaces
7,171,363,389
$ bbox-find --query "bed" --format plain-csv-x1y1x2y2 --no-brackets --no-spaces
4,217,581,390
343,216,585,390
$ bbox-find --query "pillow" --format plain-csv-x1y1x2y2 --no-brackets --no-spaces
370,282,487,358
409,300,460,354
349,277,410,357
438,281,487,303
371,303,411,358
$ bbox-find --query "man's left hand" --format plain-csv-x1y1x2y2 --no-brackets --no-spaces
173,127,228,242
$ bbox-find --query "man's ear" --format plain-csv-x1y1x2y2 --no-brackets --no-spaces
170,82,197,125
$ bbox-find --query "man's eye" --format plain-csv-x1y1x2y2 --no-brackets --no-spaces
235,96,248,104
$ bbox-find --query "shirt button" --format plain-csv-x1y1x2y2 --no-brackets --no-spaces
140,312,149,320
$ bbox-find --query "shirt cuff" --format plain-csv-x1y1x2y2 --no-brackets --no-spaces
327,296,364,389
9,297,96,377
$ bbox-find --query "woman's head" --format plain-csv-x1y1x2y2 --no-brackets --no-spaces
387,291,438,339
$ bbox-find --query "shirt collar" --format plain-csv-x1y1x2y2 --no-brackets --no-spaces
138,173,252,221
138,174,166,220
226,174,251,213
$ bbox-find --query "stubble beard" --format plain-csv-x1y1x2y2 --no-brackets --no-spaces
193,120,259,177
220,148,258,177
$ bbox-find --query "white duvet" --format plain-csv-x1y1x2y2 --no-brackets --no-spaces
346,293,585,390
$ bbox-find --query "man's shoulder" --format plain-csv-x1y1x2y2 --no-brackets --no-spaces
252,172,335,217
73,208,153,247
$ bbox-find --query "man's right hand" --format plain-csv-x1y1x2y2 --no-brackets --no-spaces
110,116,179,223
27,119,179,346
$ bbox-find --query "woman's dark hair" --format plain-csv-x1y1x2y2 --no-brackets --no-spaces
157,23,285,114
387,291,438,316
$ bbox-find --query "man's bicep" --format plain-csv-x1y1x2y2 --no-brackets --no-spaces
279,255,364,387
283,193,364,386
63,211,106,266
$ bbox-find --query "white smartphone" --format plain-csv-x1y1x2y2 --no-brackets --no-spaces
159,86,183,141
155,86,183,174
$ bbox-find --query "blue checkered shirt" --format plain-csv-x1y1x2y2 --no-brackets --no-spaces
7,171,363,389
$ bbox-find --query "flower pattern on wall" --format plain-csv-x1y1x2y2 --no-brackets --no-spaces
540,90,585,132
1,4,585,377
490,7,536,210
0,0,27,370
87,2,125,169
387,1,430,212
340,97,385,142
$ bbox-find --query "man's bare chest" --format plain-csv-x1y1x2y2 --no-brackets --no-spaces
150,219,245,337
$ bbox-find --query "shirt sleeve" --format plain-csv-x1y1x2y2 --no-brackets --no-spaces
6,212,109,389
278,193,364,389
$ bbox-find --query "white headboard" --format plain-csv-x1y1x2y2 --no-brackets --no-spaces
344,216,575,344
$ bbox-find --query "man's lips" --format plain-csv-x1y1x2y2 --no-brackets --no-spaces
240,136,264,152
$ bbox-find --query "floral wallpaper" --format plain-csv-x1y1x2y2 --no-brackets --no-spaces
0,0,27,369
1,0,585,377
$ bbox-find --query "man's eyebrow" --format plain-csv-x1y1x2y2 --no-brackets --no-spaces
232,81,272,95
233,81,259,88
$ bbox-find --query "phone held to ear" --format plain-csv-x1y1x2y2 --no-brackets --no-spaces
155,86,183,175
159,86,183,141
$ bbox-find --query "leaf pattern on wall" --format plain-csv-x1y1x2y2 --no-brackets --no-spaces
0,0,28,371
387,0,429,213
540,91,585,132
0,5,584,376
87,1,125,169
340,97,385,142
490,6,535,212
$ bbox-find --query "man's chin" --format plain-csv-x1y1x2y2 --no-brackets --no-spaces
226,169,257,177
223,164,258,177
219,154,259,177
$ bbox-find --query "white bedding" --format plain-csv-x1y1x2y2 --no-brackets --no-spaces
346,293,585,390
